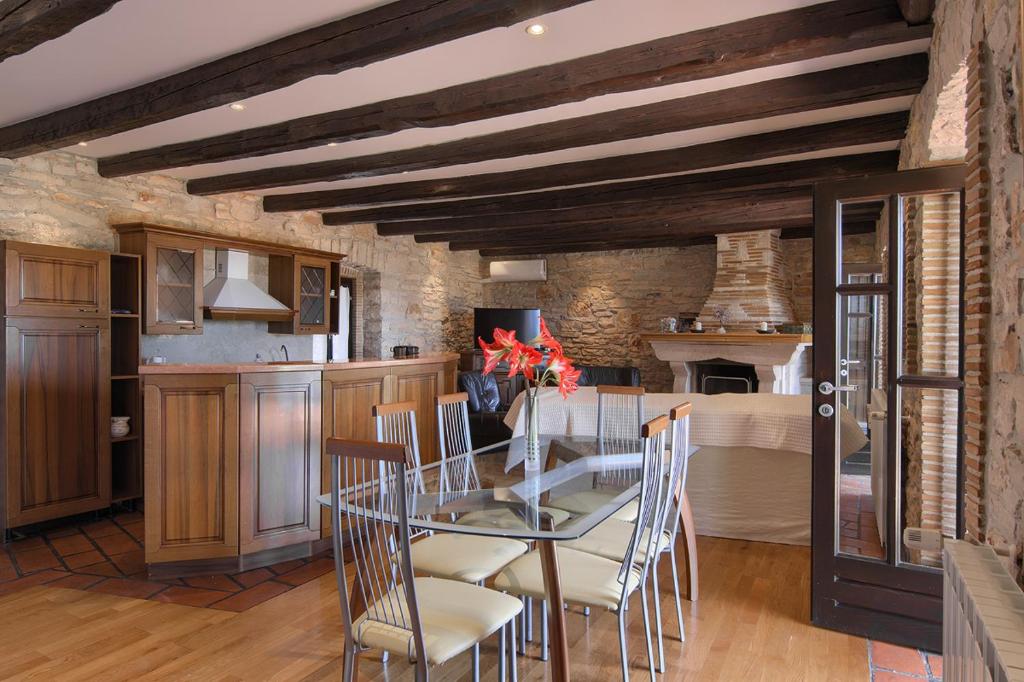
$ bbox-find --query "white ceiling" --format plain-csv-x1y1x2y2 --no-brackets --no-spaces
0,0,928,198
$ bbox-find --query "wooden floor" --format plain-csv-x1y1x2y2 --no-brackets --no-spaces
0,536,869,681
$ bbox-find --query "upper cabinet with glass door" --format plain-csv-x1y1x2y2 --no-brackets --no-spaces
268,255,332,335
145,235,204,335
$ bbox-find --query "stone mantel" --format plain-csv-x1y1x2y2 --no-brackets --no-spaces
641,332,812,394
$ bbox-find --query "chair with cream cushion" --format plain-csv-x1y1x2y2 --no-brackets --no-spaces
327,438,522,682
375,399,530,680
547,385,646,523
495,414,673,681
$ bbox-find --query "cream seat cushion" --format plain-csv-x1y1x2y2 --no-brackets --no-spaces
546,491,639,522
456,506,571,530
560,517,671,563
354,577,522,665
410,533,528,583
494,546,640,611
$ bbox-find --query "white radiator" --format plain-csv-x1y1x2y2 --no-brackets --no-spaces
944,540,1024,681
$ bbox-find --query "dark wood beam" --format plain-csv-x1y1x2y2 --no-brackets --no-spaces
0,0,588,157
478,236,719,257
98,0,929,177
264,112,910,211
320,152,897,223
365,187,811,235
780,219,878,240
189,54,928,195
444,215,811,249
895,0,934,25
0,0,121,63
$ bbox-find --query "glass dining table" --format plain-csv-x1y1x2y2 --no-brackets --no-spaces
318,434,647,682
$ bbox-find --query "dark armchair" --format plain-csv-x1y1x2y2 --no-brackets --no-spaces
576,364,641,387
457,371,512,447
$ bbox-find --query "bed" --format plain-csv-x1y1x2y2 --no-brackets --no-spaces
504,387,867,545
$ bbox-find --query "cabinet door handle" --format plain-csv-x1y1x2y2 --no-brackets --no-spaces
178,325,195,330
78,324,99,329
78,307,99,313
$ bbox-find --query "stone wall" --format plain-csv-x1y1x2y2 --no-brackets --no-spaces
0,151,481,359
783,233,880,323
481,246,717,392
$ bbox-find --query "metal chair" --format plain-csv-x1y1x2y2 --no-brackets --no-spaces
494,415,673,681
374,399,529,682
327,438,522,682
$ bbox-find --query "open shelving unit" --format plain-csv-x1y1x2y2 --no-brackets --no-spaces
110,253,143,503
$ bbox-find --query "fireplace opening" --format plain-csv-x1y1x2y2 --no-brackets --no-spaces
695,359,759,394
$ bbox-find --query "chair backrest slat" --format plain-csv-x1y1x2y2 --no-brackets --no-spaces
374,401,426,537
665,402,693,538
619,415,668,587
435,393,479,504
326,438,427,665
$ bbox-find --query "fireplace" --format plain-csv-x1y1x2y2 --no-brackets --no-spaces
695,359,758,394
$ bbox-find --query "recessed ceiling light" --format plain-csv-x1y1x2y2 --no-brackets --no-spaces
77,141,88,147
229,102,246,112
525,23,547,37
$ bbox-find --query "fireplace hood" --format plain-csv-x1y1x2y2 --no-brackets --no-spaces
203,249,293,321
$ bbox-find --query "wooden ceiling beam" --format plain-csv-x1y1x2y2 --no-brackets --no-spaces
264,112,909,211
188,54,928,195
477,236,719,257
319,152,897,223
98,0,929,177
0,0,588,156
0,0,121,64
367,187,811,235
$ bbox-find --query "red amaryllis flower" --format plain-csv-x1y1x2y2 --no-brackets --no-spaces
545,352,581,398
507,342,543,381
477,327,518,374
530,317,562,354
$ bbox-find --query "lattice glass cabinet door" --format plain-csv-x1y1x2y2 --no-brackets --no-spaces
145,236,203,334
296,257,330,334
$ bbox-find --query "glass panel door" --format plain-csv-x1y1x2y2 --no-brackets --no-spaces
812,166,966,652
299,264,326,327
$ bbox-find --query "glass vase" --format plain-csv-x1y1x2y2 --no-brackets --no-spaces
524,389,541,468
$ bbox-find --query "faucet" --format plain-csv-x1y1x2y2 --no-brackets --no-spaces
280,344,289,362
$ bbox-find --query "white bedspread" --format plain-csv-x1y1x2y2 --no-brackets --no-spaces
504,386,866,457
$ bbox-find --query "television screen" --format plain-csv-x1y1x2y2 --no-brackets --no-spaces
474,307,541,346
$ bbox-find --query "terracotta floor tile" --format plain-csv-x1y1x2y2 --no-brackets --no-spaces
77,561,123,577
233,567,273,588
275,558,334,587
88,578,166,599
93,530,140,556
926,653,942,678
267,559,305,575
48,573,105,590
45,526,81,539
121,520,145,541
0,569,67,596
13,547,62,573
209,581,290,612
81,519,123,539
183,574,241,592
114,511,144,524
0,553,18,582
873,641,928,676
109,550,146,576
63,550,105,569
152,586,229,608
9,537,47,553
50,533,94,557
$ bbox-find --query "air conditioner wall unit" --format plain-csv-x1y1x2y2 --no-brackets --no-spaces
488,259,547,282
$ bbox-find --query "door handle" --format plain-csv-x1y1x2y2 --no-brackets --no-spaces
840,359,862,366
78,324,99,329
78,307,99,313
818,381,859,395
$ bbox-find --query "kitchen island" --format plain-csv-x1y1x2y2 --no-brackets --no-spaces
141,354,457,575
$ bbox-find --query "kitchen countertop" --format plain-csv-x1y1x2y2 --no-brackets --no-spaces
138,352,460,375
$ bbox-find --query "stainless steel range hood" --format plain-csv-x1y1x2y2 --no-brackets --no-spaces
203,249,293,321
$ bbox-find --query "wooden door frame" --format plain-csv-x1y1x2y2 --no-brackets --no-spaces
811,165,966,651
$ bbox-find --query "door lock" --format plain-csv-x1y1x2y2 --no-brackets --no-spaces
818,404,835,418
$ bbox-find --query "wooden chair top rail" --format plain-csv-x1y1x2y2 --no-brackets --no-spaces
436,392,469,406
669,402,693,419
596,384,646,396
372,400,418,417
641,415,669,438
325,438,406,463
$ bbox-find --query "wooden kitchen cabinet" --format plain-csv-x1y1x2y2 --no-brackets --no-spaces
142,234,204,335
269,254,332,335
2,241,109,318
143,374,238,564
392,361,455,465
239,371,321,553
321,367,391,536
3,317,111,528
